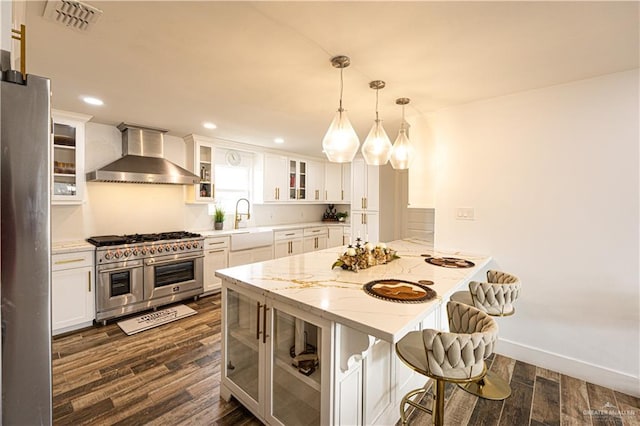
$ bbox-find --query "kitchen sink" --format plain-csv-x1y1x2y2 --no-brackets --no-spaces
230,229,273,251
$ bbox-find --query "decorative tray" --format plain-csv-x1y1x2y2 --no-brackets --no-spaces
423,255,475,268
363,279,437,303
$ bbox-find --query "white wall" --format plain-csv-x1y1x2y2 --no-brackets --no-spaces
415,70,639,395
52,122,341,240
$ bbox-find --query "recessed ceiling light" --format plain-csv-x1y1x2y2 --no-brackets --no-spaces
203,122,217,129
274,137,284,144
82,96,103,106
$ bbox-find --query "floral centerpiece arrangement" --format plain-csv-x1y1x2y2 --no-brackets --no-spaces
332,238,400,272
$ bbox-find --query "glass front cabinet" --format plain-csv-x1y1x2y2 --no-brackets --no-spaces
222,284,332,425
51,110,91,204
288,159,307,201
184,134,215,203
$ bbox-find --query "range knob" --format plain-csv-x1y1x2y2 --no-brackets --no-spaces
114,250,122,259
185,242,192,249
132,248,139,256
140,247,147,255
123,249,131,257
179,243,185,250
104,251,113,260
172,244,178,251
192,242,199,249
149,247,156,254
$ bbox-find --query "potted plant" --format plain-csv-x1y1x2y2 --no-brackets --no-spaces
336,211,349,222
214,206,225,230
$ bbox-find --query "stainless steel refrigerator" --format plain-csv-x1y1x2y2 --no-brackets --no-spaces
1,62,53,423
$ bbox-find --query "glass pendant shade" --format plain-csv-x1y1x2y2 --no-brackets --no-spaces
389,126,413,170
361,119,392,165
322,109,360,163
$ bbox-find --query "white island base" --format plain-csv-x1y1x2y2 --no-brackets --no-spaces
217,239,490,425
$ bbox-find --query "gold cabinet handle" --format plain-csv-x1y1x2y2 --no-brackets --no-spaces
256,302,261,340
263,306,269,344
55,258,85,265
11,25,26,79
87,270,91,292
341,189,344,201
208,249,225,254
208,241,224,246
325,190,328,200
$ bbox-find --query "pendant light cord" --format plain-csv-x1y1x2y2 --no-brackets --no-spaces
375,87,380,122
339,66,344,112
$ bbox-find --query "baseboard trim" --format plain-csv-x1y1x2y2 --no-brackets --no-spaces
496,338,640,397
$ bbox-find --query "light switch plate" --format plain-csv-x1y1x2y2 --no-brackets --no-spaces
456,208,475,220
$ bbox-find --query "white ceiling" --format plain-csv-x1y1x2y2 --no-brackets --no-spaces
25,1,639,157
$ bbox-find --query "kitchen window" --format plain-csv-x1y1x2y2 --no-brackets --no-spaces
214,148,253,213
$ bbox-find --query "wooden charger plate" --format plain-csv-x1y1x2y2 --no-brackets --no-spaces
363,279,437,304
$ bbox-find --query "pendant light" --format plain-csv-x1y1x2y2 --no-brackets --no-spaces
361,80,392,165
322,55,360,163
390,98,413,170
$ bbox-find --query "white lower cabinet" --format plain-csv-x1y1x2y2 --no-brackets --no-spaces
203,236,229,293
303,227,328,253
351,211,379,244
221,277,445,425
52,250,95,335
327,226,348,248
228,245,273,267
274,229,304,258
221,284,332,425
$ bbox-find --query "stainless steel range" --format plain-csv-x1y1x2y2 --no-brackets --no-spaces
87,231,204,324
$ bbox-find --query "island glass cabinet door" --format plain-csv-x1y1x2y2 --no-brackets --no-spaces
222,285,332,425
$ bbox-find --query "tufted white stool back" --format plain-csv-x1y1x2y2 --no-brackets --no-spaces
422,301,498,380
468,270,521,316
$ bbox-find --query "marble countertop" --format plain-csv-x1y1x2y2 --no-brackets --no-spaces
52,240,95,254
197,221,349,237
216,238,491,343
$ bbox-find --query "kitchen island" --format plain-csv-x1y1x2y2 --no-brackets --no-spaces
216,238,490,426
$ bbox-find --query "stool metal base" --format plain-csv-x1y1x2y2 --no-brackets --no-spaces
458,370,511,401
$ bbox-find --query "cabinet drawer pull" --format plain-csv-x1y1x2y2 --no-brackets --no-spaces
256,302,261,340
208,241,224,246
285,233,295,236
88,270,91,292
55,258,85,265
311,229,320,233
263,306,269,344
208,249,225,254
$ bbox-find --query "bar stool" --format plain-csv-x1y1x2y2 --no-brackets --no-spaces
450,269,521,400
395,301,498,426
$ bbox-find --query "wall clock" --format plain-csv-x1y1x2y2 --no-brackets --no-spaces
225,150,241,166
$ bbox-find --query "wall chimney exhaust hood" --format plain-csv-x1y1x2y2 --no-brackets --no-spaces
86,123,200,185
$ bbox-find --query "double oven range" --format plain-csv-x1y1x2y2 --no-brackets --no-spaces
87,231,204,324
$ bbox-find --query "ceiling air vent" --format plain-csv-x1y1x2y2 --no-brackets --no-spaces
43,0,103,32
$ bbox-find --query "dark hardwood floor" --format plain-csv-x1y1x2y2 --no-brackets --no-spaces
53,294,639,425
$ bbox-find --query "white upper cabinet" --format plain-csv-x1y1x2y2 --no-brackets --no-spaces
325,163,351,203
288,158,307,201
184,134,215,203
259,153,288,202
255,153,327,204
307,161,325,202
351,157,379,211
52,110,91,205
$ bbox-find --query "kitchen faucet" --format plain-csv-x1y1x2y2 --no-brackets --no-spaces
235,198,251,229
